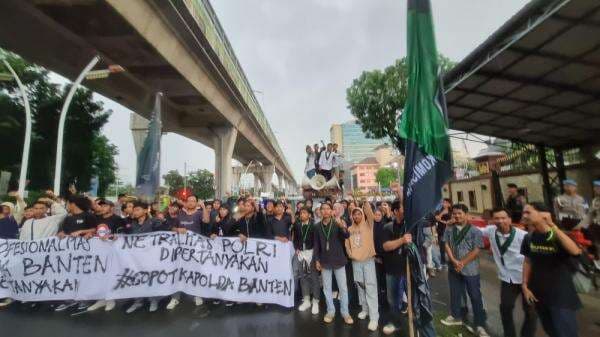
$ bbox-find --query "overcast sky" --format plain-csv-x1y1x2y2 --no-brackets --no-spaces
97,0,530,185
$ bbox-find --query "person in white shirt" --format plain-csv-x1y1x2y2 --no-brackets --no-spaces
19,199,67,241
318,143,335,181
305,145,317,178
479,207,537,337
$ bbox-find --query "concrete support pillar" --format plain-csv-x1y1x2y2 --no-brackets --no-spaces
130,113,149,156
277,172,283,193
260,165,275,194
253,173,261,193
232,170,241,195
213,126,238,200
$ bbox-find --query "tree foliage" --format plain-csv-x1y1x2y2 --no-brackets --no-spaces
162,169,215,200
375,167,398,188
346,55,455,151
0,50,118,195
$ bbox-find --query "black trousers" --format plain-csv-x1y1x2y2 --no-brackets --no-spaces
500,281,537,337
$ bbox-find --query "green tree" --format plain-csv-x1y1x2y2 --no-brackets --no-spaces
163,169,184,195
188,169,214,200
346,55,454,151
0,50,118,195
376,167,397,188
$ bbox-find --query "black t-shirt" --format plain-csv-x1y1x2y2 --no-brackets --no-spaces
267,214,292,239
381,220,408,276
97,214,127,234
521,231,582,309
61,212,97,234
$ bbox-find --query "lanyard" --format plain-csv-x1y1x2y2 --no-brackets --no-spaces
494,227,516,266
30,219,35,240
301,223,311,244
452,224,471,247
321,220,333,241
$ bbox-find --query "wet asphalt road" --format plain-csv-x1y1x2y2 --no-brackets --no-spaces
1,254,599,337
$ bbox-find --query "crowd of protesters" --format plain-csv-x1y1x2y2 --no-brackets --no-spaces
0,174,598,337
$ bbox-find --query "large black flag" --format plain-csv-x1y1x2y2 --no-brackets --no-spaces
397,0,453,333
135,93,163,202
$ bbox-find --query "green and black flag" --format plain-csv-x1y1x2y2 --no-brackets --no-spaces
135,92,163,202
397,0,453,333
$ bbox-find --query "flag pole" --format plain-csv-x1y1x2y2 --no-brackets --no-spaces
406,259,415,337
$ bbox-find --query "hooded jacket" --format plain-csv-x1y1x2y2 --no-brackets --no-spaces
345,201,376,262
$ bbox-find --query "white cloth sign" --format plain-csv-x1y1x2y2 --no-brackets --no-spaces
0,232,295,307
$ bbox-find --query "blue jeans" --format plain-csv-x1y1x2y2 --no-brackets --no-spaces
322,266,349,316
536,305,578,337
448,271,487,327
385,274,406,325
352,258,379,321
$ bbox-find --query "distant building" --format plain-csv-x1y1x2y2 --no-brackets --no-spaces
350,157,380,194
330,121,389,163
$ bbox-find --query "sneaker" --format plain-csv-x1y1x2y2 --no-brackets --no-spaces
212,300,221,305
194,297,204,306
343,315,354,325
357,310,368,320
382,323,397,335
368,320,378,331
149,299,159,312
55,302,77,312
105,300,116,312
86,300,106,312
126,300,144,314
440,315,463,326
77,302,90,311
323,313,334,323
166,298,180,310
225,301,234,307
332,291,339,300
476,326,490,337
0,298,13,308
400,303,408,315
311,299,319,315
428,269,437,277
298,298,311,312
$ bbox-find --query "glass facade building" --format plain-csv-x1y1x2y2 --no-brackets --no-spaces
330,121,389,163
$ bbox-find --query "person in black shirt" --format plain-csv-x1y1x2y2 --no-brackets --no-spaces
162,202,181,232
373,207,389,306
506,184,525,224
233,198,267,241
96,199,126,236
58,195,97,238
266,200,294,242
54,195,97,312
380,200,412,335
292,207,320,314
314,202,353,325
521,202,582,337
210,204,235,238
435,198,452,268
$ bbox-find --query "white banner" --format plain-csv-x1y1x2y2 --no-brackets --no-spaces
0,232,295,307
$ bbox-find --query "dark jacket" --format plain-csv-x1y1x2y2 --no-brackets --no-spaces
313,218,349,269
232,212,267,239
128,216,162,234
0,216,19,239
210,216,236,237
292,219,315,251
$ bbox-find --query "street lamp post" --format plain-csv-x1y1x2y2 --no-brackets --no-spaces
52,56,124,195
2,60,31,197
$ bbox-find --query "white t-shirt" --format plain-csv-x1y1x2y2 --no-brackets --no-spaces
318,151,335,170
305,153,316,173
479,225,527,284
